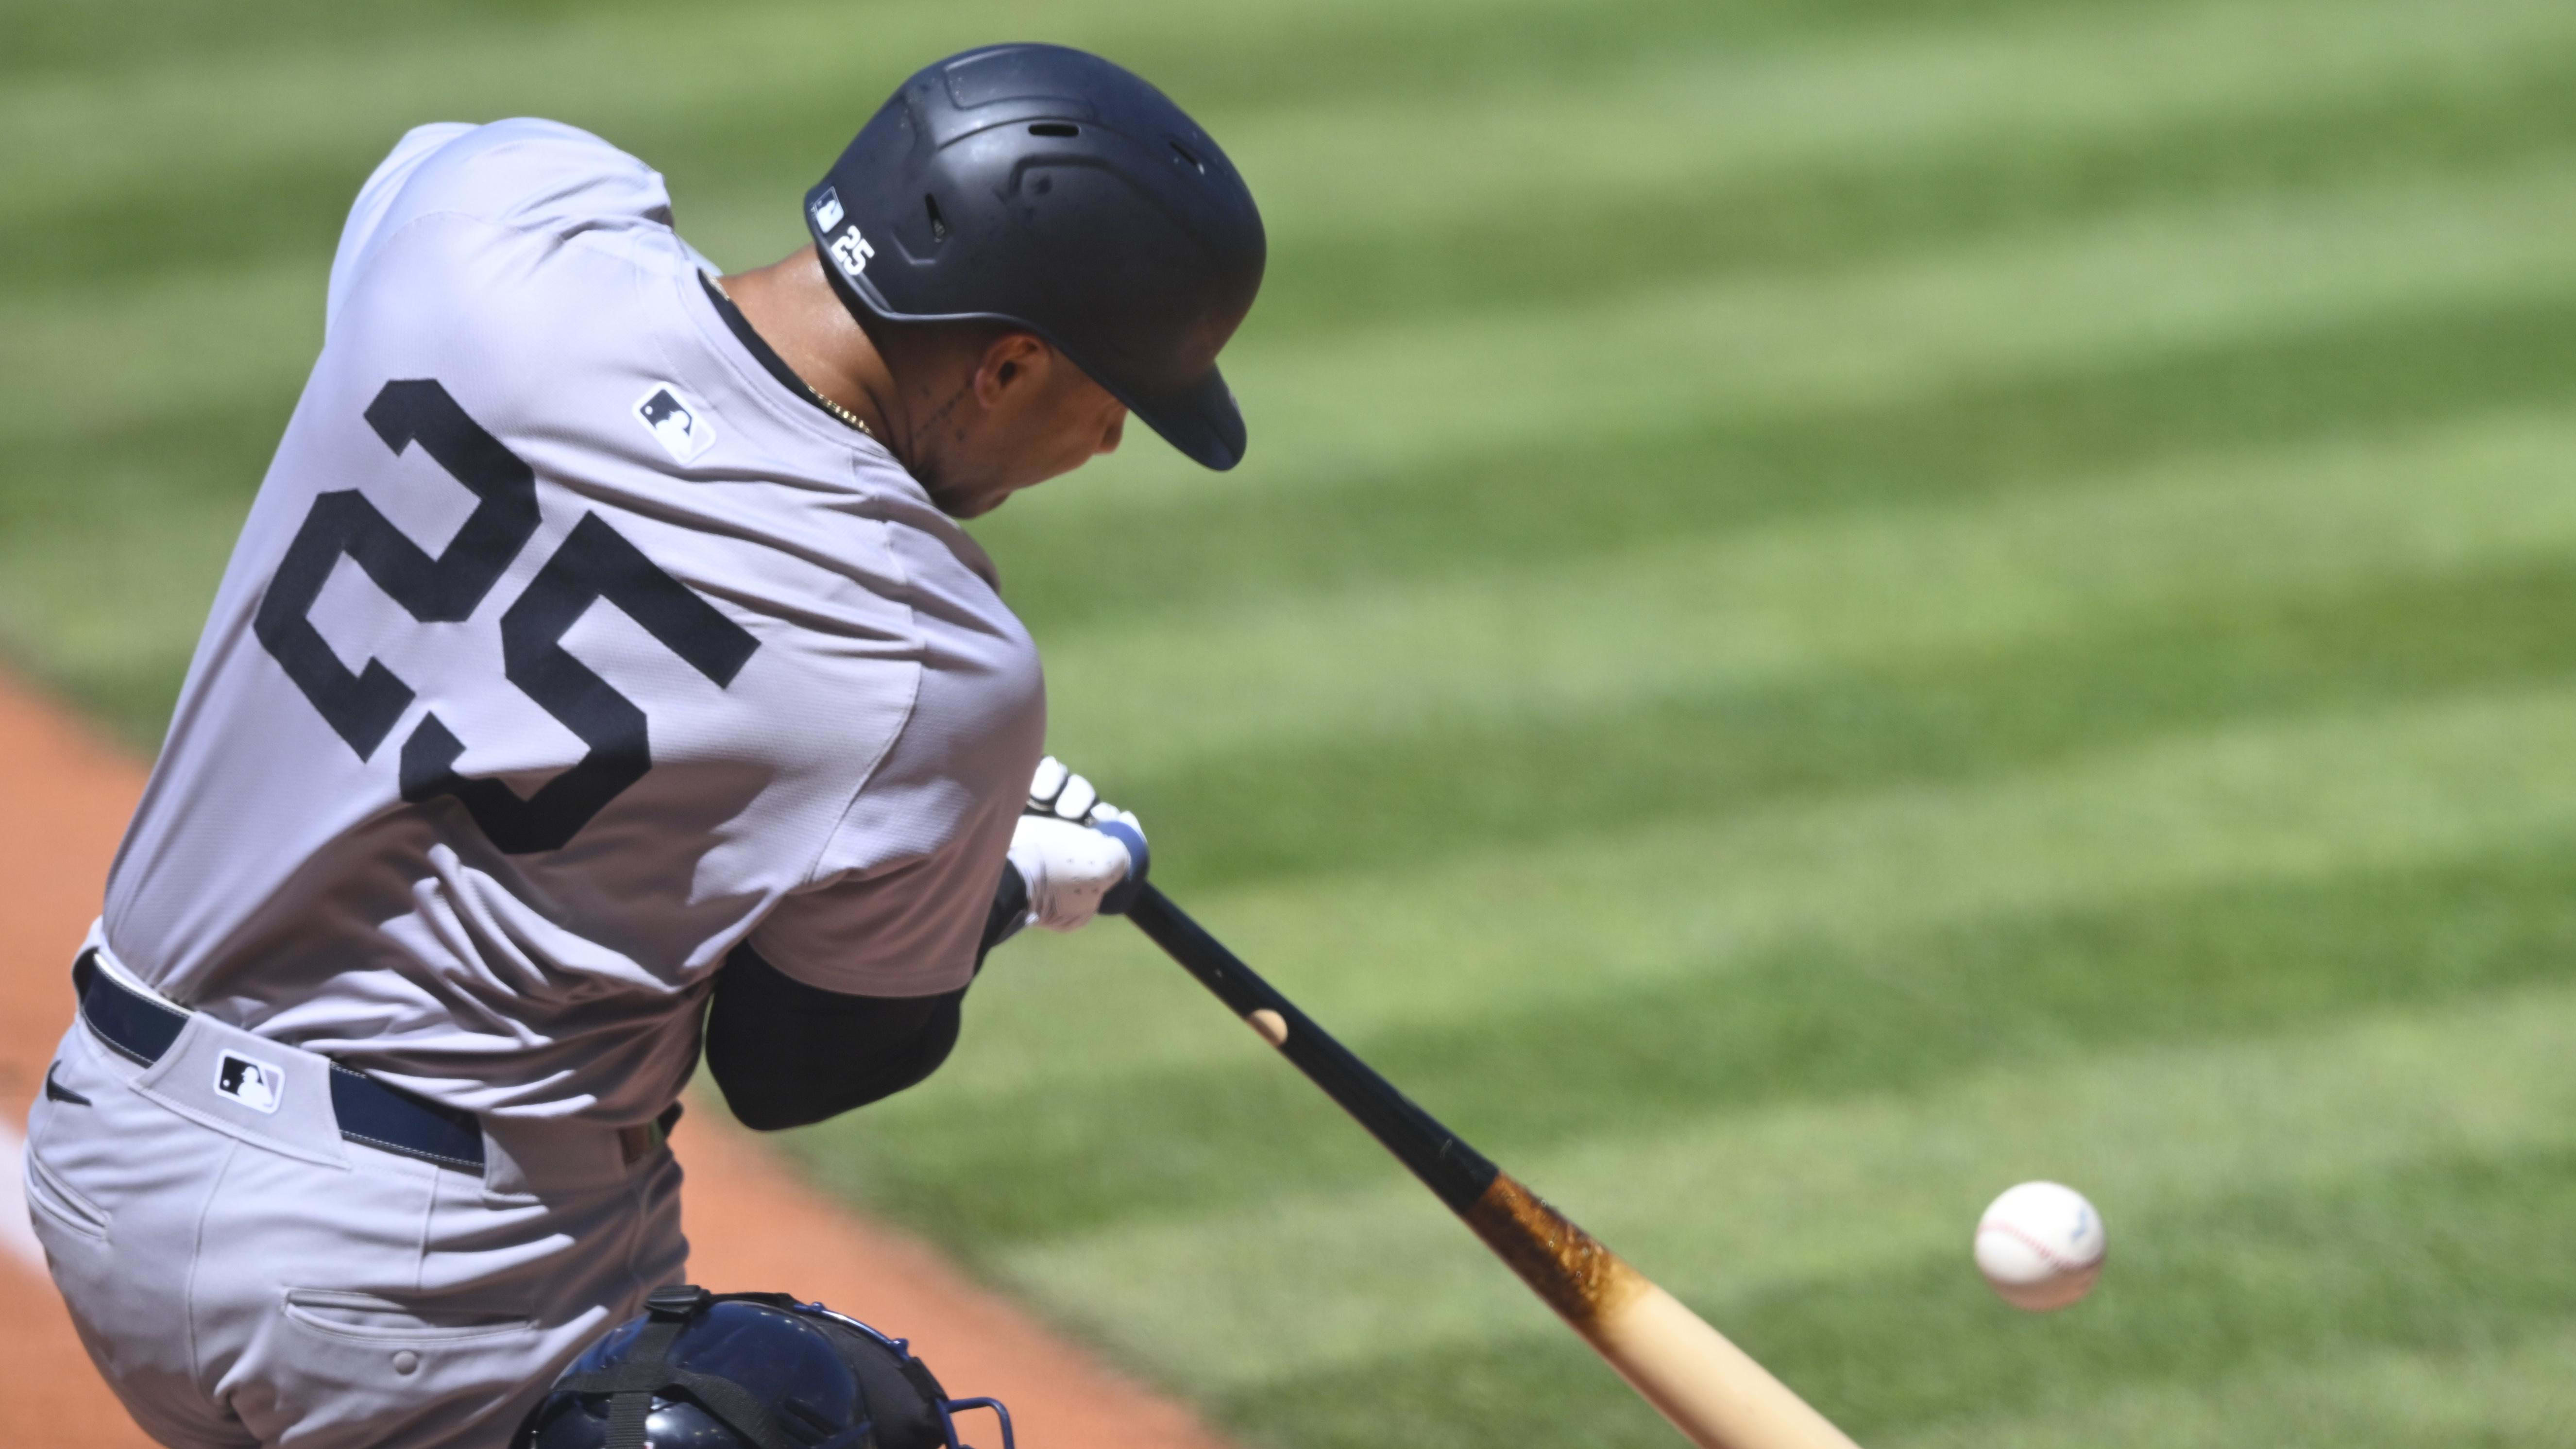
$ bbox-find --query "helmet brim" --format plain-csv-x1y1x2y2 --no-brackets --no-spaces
1120,363,1246,472
810,236,1250,473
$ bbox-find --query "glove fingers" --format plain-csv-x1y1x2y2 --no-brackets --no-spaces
1007,815,1137,932
1011,757,1147,933
1054,773,1099,822
1028,755,1070,810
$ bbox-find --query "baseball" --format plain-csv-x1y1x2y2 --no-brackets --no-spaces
1974,1181,2106,1311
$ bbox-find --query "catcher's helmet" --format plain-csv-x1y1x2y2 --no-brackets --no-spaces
515,1286,1013,1449
804,43,1266,471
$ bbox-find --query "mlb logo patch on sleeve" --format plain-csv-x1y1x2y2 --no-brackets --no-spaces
635,384,716,464
215,1051,286,1114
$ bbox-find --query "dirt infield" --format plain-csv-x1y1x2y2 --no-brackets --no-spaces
0,672,1228,1449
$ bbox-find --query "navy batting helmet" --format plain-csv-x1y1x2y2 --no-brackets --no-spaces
515,1286,1013,1449
804,43,1266,471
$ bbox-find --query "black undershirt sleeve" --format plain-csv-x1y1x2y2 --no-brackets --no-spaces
706,862,1031,1132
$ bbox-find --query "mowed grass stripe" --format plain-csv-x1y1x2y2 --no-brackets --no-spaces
994,295,2576,632
1221,1148,2576,1446
1686,1148,2576,1436
1167,684,2576,1026
993,988,2576,1396
18,107,2576,472
0,403,292,731
5,0,2513,228
1112,555,2576,888
12,146,2573,582
0,264,318,449
832,678,2576,1112
18,0,2575,301
25,176,2576,739
0,0,2225,98
1020,155,2576,506
0,0,2143,230
23,178,2575,729
1889,1330,2576,1449
1254,49,2576,338
1041,412,2576,773
46,29,2576,324
325,0,2576,316
20,222,2575,721
795,834,2576,1243
1229,0,2576,248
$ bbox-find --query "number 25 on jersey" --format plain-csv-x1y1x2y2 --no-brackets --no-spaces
254,378,758,854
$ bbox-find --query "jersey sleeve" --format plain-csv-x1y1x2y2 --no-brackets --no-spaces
326,122,476,334
746,581,1046,1000
324,118,684,339
745,824,1015,1000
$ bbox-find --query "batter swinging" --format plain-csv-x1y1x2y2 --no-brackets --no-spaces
20,43,1262,1449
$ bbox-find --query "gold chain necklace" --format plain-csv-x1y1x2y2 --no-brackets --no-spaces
707,276,875,439
796,376,876,439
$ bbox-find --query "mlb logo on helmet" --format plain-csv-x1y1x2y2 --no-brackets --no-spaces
812,183,875,275
634,385,715,464
215,1051,285,1114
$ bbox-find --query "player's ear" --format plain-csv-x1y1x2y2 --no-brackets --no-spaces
974,333,1051,407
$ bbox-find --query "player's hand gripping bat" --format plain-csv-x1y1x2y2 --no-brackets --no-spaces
1121,884,1862,1449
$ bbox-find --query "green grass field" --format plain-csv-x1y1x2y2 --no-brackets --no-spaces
10,0,2576,1443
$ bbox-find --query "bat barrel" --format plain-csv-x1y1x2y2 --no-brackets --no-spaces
1587,1281,1864,1449
1464,1173,1862,1449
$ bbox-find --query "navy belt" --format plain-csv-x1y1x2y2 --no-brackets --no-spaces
75,950,489,1175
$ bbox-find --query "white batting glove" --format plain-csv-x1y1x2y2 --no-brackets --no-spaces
1009,757,1148,932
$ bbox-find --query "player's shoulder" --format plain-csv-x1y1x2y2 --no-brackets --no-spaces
331,120,678,297
366,119,671,236
327,119,700,340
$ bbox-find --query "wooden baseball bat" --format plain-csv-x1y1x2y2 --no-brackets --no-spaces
1122,884,1861,1449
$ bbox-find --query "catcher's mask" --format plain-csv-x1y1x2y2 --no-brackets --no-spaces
515,1285,1014,1449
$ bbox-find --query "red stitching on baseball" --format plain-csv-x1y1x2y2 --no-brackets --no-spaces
1978,1218,2097,1275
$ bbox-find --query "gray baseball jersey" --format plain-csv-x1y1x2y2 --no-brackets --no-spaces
100,119,1045,1127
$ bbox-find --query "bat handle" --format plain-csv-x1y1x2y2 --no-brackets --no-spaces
1123,884,1500,1210
1094,818,1151,917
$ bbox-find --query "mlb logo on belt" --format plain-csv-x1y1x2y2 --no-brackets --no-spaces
635,384,716,464
215,1051,285,1114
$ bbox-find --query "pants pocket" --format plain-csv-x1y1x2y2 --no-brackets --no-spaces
261,1289,547,1448
281,1289,534,1344
22,1146,110,1242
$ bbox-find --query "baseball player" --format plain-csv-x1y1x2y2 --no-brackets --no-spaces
21,43,1262,1449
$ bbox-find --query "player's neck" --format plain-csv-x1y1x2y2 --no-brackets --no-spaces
718,249,900,448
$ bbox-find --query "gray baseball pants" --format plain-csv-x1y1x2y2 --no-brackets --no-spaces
22,1006,686,1448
